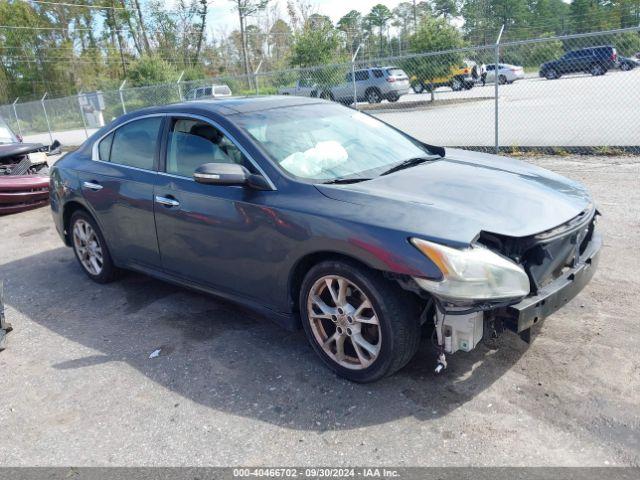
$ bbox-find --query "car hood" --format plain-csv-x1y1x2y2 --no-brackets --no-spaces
0,142,46,160
315,148,593,246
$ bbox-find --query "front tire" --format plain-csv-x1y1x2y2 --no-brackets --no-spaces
545,68,559,80
299,260,420,383
70,210,119,283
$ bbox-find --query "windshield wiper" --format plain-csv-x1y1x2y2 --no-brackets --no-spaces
379,156,440,176
323,177,372,185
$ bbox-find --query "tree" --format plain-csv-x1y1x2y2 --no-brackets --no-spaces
269,19,293,65
433,0,459,20
367,4,393,56
230,0,269,84
290,15,341,68
195,0,209,62
337,10,362,56
392,2,415,53
402,16,466,83
126,56,178,86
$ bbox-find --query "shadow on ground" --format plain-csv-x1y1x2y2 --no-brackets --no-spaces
2,246,530,431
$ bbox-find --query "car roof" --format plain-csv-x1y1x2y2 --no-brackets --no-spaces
124,95,325,117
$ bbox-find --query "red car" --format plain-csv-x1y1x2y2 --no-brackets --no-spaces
0,116,52,214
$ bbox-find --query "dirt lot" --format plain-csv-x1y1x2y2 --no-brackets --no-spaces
0,155,638,467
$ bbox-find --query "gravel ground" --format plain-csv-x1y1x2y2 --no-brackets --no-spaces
0,155,638,467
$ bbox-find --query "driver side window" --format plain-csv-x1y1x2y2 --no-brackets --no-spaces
166,118,252,178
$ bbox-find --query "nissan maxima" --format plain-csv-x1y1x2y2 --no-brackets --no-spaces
49,96,600,382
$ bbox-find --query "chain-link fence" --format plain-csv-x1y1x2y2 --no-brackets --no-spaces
1,26,638,152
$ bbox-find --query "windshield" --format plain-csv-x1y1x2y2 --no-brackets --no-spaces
235,103,432,181
0,117,17,144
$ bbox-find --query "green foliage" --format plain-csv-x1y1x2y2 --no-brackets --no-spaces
126,56,179,86
500,34,564,67
401,16,466,80
290,20,342,68
615,31,640,56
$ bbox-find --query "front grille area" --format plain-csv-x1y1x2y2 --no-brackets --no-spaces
477,207,598,295
521,208,597,293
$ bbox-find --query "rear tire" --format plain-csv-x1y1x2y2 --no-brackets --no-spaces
366,88,382,104
451,78,463,91
411,81,424,94
299,260,421,383
590,63,606,76
69,210,119,284
498,74,507,85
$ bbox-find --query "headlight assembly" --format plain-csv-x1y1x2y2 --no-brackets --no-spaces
410,238,530,302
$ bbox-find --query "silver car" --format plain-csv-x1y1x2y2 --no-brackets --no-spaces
327,67,411,104
484,63,525,84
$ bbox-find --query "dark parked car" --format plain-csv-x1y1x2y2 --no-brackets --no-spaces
618,55,639,71
539,45,618,79
50,96,601,382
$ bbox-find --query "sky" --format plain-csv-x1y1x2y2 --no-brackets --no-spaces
205,0,408,37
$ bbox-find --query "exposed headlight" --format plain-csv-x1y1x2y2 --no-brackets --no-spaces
410,238,530,302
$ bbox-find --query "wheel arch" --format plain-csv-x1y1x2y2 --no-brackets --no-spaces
288,251,379,316
62,200,92,246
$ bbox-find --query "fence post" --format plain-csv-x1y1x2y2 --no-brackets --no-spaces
254,60,263,96
77,92,88,139
12,97,22,138
176,70,185,101
40,92,53,145
119,79,127,114
352,44,364,109
494,24,504,155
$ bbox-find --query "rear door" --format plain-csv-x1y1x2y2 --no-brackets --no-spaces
79,115,164,269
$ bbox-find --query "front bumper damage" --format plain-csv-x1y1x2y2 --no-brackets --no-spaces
505,231,601,336
424,209,602,373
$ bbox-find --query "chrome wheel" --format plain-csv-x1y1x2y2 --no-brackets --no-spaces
307,275,381,370
72,219,104,276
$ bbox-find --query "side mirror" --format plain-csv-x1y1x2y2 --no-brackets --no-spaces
193,163,271,190
193,163,249,186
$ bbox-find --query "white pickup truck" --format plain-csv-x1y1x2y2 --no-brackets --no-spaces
278,79,320,98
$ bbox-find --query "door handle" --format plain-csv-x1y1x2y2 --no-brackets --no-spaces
82,181,103,191
155,195,180,207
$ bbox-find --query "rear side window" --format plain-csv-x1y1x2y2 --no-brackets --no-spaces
98,132,114,161
372,69,384,78
386,68,405,77
354,70,369,81
109,117,162,170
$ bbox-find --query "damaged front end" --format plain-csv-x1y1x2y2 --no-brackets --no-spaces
0,142,58,215
407,206,601,373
